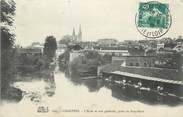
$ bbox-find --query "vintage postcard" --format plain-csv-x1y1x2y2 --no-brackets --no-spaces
1,0,183,117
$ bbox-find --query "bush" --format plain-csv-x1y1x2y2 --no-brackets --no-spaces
16,55,48,75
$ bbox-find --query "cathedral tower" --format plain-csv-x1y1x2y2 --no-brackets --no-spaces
78,25,82,42
72,28,77,41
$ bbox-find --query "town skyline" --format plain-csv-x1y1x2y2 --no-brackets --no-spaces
15,0,183,46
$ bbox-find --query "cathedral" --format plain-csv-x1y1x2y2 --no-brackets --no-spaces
72,25,82,42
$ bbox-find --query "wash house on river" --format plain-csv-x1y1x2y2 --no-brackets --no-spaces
98,56,183,99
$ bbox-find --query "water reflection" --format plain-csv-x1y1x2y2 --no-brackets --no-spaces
110,84,183,106
69,74,183,106
1,72,183,117
43,72,56,97
69,77,103,92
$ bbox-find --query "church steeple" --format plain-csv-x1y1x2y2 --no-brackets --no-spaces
72,28,76,37
78,25,82,42
72,28,76,41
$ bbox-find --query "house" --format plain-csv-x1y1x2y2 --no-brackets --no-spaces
69,50,84,62
157,43,165,51
30,42,44,53
56,44,67,58
95,46,129,56
16,48,42,56
97,49,129,56
97,39,118,46
173,42,183,52
112,56,156,67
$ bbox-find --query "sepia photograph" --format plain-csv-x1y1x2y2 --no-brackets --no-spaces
0,0,183,117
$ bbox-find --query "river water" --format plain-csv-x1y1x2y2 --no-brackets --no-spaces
0,72,183,117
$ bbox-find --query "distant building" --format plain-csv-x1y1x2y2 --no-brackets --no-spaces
157,43,165,51
29,42,44,53
123,40,138,44
56,44,67,58
158,48,176,54
97,39,118,46
72,25,82,42
78,25,82,42
16,48,42,56
80,41,96,50
177,42,183,46
159,37,173,44
72,28,77,41
69,50,84,62
123,40,141,48
97,49,129,56
173,43,183,52
112,56,155,67
139,39,157,49
94,46,129,56
156,40,179,54
145,49,156,56
175,36,183,44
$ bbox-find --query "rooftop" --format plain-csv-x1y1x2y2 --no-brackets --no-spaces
111,71,183,85
100,63,183,82
17,48,42,54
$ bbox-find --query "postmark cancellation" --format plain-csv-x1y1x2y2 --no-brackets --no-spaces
136,1,171,38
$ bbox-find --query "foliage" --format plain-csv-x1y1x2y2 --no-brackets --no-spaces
1,0,16,26
155,53,182,69
58,49,113,75
43,36,57,61
84,51,112,65
176,38,183,42
84,50,101,60
69,51,112,77
1,50,16,92
58,50,70,72
1,0,16,95
70,56,98,77
102,54,112,64
59,35,73,45
16,54,48,75
1,27,15,50
68,44,82,50
128,46,145,56
1,0,16,50
164,41,177,48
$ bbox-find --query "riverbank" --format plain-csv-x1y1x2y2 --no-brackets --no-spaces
1,72,183,117
1,86,23,102
1,65,56,102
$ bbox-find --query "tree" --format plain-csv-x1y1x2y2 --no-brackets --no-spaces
43,36,57,61
59,35,73,45
102,54,112,64
155,53,182,69
1,0,16,97
17,55,46,74
70,51,104,77
1,0,16,50
58,50,70,72
128,46,145,56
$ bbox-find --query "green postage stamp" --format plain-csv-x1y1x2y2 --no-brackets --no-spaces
136,1,171,38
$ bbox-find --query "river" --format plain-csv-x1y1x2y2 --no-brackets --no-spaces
0,72,183,117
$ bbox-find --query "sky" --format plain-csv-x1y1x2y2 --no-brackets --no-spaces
14,0,183,46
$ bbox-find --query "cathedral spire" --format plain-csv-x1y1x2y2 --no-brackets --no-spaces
78,25,82,42
72,28,76,41
72,28,76,37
